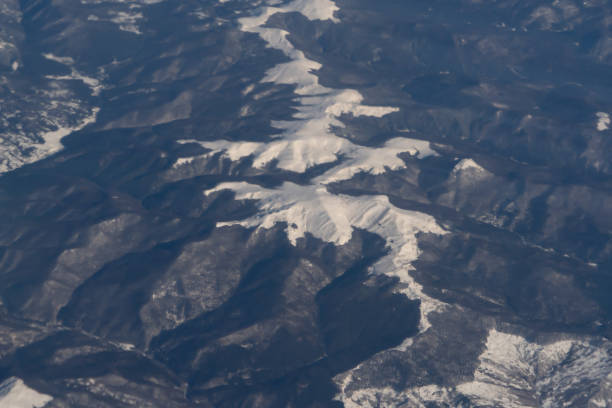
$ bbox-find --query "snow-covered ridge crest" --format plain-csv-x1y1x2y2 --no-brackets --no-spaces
179,136,435,183
177,0,400,173
188,0,449,331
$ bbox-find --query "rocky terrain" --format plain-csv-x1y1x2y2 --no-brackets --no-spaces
1,0,611,407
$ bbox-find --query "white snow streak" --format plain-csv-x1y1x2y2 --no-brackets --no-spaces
43,53,104,96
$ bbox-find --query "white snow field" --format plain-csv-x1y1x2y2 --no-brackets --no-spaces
0,377,52,408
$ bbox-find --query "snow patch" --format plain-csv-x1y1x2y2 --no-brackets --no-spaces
80,0,164,4
0,377,52,408
109,10,144,34
447,158,491,187
452,158,485,174
117,342,135,351
42,53,74,65
173,156,197,167
43,53,104,95
242,84,255,95
39,107,100,156
596,112,610,131
80,0,160,34
0,41,15,50
45,73,103,96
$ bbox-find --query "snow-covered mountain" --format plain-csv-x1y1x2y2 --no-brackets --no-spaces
1,0,611,406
